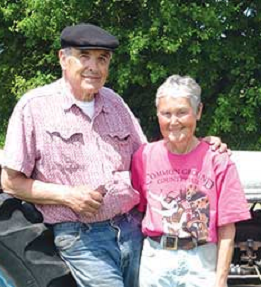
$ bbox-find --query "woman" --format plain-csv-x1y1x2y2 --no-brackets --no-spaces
131,75,250,287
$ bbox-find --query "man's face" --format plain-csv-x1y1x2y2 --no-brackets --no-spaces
60,48,111,100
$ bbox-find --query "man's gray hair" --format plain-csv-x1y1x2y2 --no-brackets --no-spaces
61,47,113,59
155,75,202,113
62,47,72,56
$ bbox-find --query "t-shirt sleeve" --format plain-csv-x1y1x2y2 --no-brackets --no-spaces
3,97,36,178
131,144,147,212
216,157,250,226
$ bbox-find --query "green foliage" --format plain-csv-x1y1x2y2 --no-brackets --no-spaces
1,0,261,149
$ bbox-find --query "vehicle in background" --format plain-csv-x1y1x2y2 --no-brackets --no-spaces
0,150,76,287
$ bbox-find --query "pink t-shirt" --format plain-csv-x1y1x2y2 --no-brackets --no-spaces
3,79,146,224
131,140,250,243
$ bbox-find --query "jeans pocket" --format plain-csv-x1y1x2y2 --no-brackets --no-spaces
54,229,80,251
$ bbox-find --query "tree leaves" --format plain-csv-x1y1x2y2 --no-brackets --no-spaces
1,0,261,149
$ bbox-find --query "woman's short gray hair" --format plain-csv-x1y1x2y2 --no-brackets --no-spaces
155,75,202,113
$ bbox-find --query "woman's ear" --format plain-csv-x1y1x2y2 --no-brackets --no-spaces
196,103,203,120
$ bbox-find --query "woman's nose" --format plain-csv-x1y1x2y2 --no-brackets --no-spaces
169,114,179,125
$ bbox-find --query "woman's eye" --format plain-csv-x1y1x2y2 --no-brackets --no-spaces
178,110,187,116
161,112,171,118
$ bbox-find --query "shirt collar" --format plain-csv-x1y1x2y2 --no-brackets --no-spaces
95,90,111,114
60,78,111,114
60,78,78,111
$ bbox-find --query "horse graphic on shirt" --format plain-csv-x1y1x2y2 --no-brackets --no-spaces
148,190,189,237
148,186,210,241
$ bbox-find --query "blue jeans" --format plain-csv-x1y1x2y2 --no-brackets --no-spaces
53,209,144,287
140,238,217,287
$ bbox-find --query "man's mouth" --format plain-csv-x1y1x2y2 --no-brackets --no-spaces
81,73,100,80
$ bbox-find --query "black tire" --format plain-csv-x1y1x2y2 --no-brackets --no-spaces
0,194,77,287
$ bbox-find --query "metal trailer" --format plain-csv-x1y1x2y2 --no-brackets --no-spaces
228,151,261,287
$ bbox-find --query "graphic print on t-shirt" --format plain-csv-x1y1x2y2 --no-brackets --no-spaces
149,184,210,242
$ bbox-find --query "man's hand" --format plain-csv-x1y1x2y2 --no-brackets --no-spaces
1,168,104,218
203,136,231,154
65,186,104,217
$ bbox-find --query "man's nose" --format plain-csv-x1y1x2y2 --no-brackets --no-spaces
88,58,98,71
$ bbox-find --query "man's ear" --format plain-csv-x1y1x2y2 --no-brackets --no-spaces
59,49,67,70
196,103,203,120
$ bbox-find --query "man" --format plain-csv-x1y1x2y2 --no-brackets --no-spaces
1,23,146,287
1,24,226,287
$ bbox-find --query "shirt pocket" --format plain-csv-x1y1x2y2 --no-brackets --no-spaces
100,129,133,170
43,125,85,174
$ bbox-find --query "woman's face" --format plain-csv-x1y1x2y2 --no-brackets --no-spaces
157,96,202,146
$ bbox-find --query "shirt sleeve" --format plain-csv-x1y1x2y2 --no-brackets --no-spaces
131,144,147,212
216,156,250,226
100,171,140,215
3,97,36,177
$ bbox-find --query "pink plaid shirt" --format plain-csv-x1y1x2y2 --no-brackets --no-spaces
3,79,146,223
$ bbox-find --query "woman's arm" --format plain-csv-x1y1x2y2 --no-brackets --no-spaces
214,223,235,287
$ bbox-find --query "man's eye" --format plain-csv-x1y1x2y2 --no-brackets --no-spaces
80,54,89,59
99,57,107,63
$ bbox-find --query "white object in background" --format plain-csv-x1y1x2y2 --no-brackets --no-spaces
231,151,261,202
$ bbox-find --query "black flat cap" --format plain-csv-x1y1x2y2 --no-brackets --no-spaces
60,23,119,51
